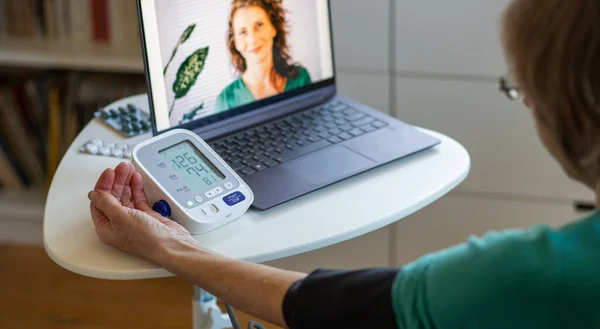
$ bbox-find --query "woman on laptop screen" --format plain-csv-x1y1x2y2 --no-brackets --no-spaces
215,0,312,113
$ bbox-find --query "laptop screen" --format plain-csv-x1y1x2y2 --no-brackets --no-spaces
139,0,336,134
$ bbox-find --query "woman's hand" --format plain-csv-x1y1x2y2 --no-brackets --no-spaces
89,164,303,328
88,162,196,265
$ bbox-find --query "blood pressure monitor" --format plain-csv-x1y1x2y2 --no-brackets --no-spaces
132,129,254,234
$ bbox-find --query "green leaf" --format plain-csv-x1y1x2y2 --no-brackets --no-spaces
179,24,196,45
164,24,197,76
180,103,204,124
172,46,209,99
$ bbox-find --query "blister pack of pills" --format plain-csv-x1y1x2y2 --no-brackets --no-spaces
79,139,136,159
94,103,152,137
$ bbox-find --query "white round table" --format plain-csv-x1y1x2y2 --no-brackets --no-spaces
43,94,470,328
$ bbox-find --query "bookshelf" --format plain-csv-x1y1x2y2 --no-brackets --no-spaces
0,37,144,73
0,0,147,229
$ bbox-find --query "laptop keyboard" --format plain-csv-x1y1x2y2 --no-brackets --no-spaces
208,101,389,178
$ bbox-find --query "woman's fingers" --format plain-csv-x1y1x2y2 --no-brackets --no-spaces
88,190,129,221
132,172,153,212
111,162,133,202
94,168,116,193
121,163,136,208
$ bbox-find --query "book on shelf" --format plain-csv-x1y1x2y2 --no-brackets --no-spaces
0,0,140,48
0,70,147,192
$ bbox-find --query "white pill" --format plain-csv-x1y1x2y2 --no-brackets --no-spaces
99,147,110,156
85,143,98,155
104,141,116,149
123,150,132,159
111,148,123,158
91,139,103,147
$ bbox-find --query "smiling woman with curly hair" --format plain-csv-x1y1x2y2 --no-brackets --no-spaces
215,0,312,113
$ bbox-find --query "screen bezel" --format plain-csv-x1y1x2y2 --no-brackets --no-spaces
136,0,338,137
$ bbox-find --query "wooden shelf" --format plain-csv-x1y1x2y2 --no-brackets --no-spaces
0,37,145,73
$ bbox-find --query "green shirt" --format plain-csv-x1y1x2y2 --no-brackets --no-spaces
215,66,312,113
392,209,600,329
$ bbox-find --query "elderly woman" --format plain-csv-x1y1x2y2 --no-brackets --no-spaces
215,0,312,113
88,0,600,328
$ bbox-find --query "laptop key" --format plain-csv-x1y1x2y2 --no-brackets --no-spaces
254,155,272,164
373,121,387,128
330,104,347,112
361,124,377,133
349,128,364,137
318,132,331,139
343,109,358,116
230,161,245,171
263,159,279,167
328,136,343,144
329,128,342,135
339,132,353,140
278,139,331,162
239,166,256,176
351,117,374,127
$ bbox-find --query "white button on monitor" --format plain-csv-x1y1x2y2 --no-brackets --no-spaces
212,187,224,195
204,190,216,198
201,204,218,216
194,196,203,203
224,182,234,190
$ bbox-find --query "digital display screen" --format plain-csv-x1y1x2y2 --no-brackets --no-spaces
159,140,225,191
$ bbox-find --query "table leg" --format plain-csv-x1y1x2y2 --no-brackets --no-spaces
193,286,233,329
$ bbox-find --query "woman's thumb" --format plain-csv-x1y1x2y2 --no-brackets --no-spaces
88,190,125,219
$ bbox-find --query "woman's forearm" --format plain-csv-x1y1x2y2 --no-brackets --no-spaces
157,237,306,328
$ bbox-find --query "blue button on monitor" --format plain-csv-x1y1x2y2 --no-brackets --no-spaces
223,191,246,206
152,200,172,217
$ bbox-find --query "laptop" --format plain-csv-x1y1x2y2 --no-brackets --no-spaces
136,0,440,210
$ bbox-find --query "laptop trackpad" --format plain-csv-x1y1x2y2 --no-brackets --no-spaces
284,145,375,185
245,145,375,209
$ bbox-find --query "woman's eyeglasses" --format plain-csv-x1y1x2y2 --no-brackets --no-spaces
499,74,521,101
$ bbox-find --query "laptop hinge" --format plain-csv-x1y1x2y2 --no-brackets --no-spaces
193,85,336,141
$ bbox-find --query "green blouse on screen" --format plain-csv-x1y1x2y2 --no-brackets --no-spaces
215,66,312,113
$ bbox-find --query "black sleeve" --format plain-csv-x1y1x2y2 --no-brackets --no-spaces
282,267,400,329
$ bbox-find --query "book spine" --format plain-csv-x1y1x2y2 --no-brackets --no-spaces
0,91,45,186
46,87,61,186
0,0,5,37
91,0,110,43
33,0,45,38
69,0,90,44
0,135,26,189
